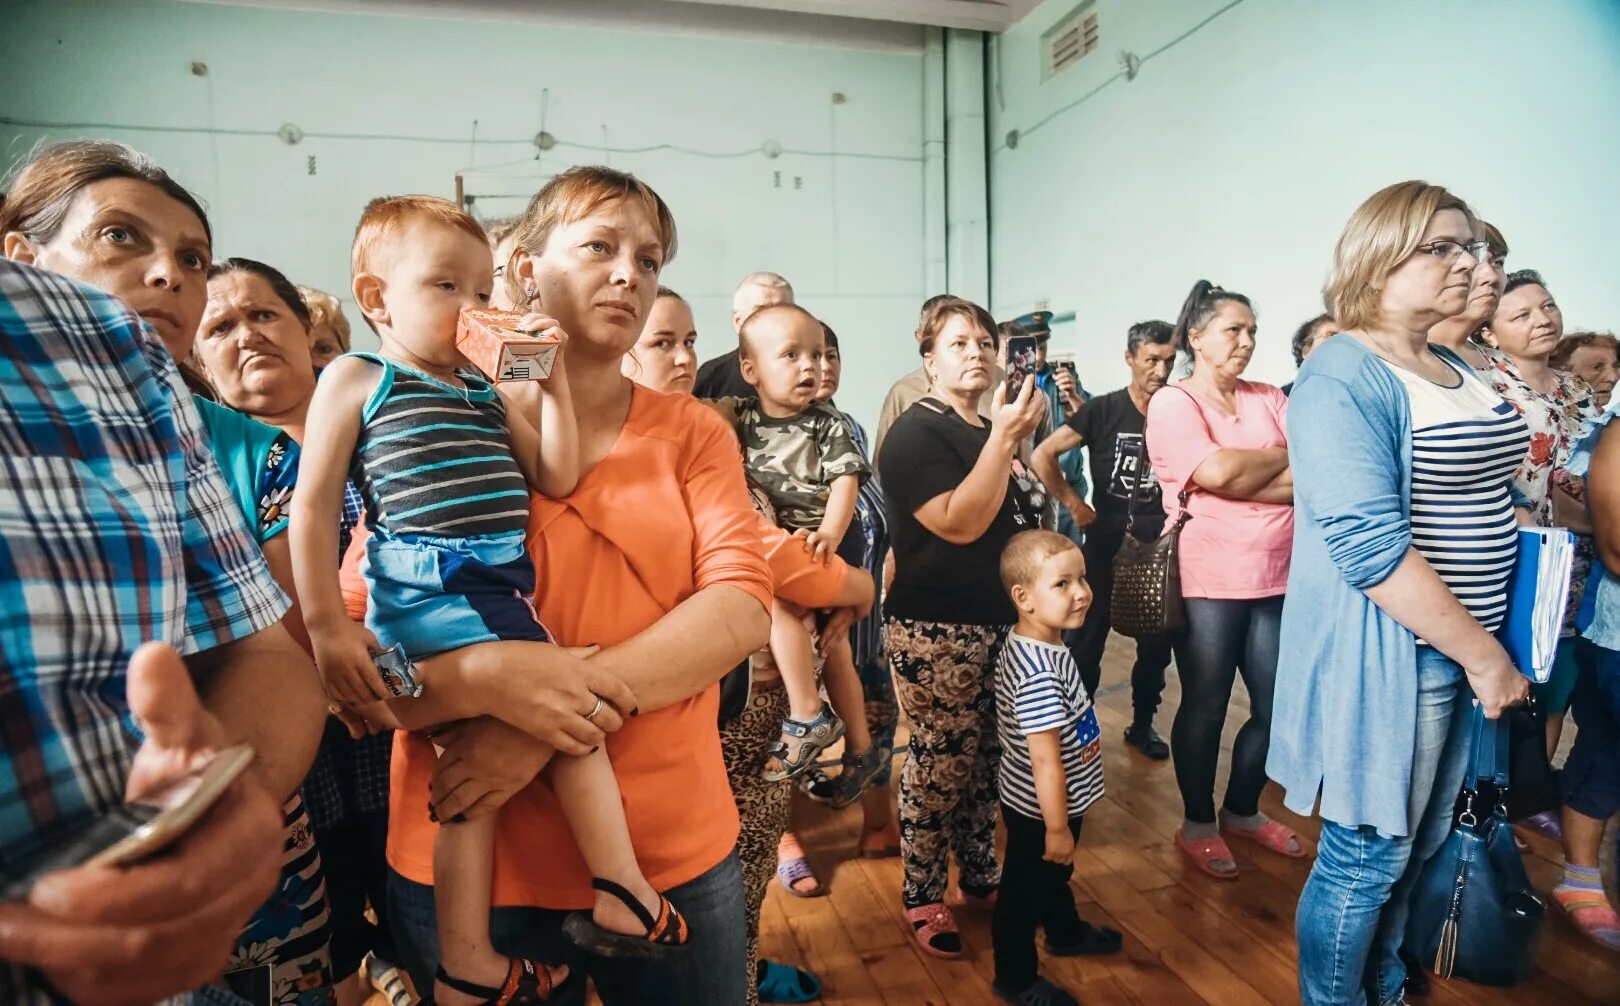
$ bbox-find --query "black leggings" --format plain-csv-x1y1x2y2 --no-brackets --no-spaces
1170,596,1283,823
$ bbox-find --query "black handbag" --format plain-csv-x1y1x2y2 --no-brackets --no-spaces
1404,703,1546,987
1502,696,1560,822
1110,437,1190,639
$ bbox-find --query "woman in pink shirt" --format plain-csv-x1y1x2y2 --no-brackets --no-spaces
1145,279,1301,880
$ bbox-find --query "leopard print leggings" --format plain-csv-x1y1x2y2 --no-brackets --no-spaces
722,682,792,1006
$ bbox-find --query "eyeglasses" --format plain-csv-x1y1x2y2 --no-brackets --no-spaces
1416,240,1490,265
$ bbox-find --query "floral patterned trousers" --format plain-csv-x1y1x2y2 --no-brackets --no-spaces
884,617,1009,909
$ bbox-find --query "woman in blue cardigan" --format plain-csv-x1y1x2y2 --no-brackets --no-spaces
1268,180,1532,1006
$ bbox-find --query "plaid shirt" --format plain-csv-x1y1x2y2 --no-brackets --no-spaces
0,260,287,1001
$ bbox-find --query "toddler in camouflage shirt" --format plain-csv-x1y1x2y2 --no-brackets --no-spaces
717,304,882,803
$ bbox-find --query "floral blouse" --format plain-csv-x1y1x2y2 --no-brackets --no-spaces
1477,345,1604,635
1476,345,1601,526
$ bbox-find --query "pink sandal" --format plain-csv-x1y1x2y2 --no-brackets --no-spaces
906,903,963,959
1223,819,1308,859
1175,829,1239,880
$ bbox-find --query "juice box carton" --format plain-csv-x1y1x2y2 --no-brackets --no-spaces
455,308,561,383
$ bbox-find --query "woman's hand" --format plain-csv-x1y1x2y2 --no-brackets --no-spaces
1464,653,1530,719
990,375,1044,447
428,717,556,822
418,640,633,756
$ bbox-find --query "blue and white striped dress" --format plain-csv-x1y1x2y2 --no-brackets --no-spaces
1379,354,1530,633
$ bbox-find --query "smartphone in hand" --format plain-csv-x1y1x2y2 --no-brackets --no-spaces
0,744,255,899
1005,334,1038,402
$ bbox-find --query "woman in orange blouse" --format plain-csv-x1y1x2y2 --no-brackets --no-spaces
380,168,773,1006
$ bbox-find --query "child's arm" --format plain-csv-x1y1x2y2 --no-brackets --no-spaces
502,316,579,498
289,355,389,707
1026,730,1075,865
806,473,860,558
803,409,867,560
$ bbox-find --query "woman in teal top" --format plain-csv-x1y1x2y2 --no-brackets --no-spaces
1269,181,1530,1006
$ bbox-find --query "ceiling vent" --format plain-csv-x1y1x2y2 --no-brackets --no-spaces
1043,3,1099,80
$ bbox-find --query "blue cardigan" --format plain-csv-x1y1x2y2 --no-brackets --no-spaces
1268,336,1512,837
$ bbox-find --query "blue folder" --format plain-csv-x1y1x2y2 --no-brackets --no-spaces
1497,526,1575,683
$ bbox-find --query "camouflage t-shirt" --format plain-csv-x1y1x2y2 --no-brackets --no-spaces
727,397,870,532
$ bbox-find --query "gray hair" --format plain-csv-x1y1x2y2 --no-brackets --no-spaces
732,271,793,315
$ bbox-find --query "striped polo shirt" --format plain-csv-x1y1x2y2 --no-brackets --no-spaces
1380,353,1530,632
349,354,529,539
994,633,1105,820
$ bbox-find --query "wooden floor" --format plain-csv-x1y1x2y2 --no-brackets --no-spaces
761,635,1620,1006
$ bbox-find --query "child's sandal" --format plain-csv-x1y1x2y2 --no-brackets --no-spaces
762,702,844,783
829,746,885,809
435,957,562,1004
562,878,691,960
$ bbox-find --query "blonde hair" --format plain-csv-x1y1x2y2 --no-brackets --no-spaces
298,285,351,351
1324,180,1476,331
504,166,677,309
999,529,1080,594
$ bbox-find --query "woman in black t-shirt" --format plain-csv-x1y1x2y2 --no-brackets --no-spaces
877,298,1046,959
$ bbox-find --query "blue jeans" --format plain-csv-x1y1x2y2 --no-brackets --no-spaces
1295,648,1473,1006
387,850,748,1005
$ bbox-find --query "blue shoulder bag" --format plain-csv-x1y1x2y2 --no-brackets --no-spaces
1404,703,1545,986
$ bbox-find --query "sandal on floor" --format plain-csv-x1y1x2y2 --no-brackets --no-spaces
777,835,824,898
1552,887,1620,949
435,957,562,1004
992,977,1077,1006
762,703,844,783
830,746,885,809
906,903,963,958
1222,819,1308,859
1047,924,1123,956
1176,829,1239,879
758,959,823,1004
561,878,690,959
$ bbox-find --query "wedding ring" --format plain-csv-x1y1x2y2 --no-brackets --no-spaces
585,697,605,723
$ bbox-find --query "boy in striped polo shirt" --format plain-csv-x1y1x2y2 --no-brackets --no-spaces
992,530,1122,1006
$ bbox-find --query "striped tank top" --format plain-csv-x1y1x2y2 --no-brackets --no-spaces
1379,353,1529,632
349,354,529,539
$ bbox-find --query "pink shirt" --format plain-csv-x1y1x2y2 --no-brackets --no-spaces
1145,380,1293,599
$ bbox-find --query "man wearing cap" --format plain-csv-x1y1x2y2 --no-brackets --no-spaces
1015,310,1091,544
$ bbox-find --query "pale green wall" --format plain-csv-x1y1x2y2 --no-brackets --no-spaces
988,0,1620,392
0,0,930,427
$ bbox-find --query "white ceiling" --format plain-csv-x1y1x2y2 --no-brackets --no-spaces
187,0,1045,51
666,0,1043,31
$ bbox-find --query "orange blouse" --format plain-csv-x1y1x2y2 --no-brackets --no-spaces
387,385,773,906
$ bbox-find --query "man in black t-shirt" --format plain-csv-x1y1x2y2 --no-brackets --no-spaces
1031,320,1179,759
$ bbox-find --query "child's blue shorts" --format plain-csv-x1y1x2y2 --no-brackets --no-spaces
362,529,550,660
